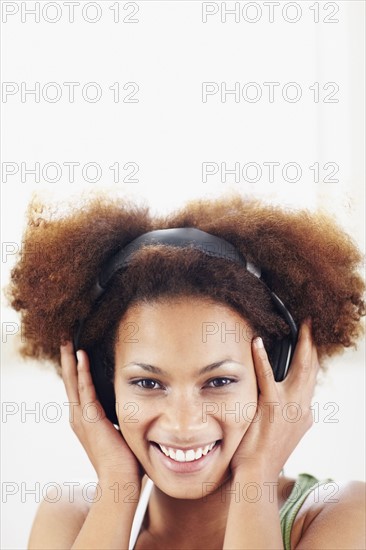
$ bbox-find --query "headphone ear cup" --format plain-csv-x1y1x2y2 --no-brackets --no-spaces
273,337,292,382
88,346,119,426
270,340,281,381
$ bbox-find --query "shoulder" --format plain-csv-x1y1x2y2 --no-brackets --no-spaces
27,476,149,549
27,482,94,550
292,479,366,549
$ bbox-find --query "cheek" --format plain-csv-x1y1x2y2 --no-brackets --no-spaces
221,411,252,441
239,400,259,424
220,401,257,462
114,386,141,442
218,388,258,434
117,413,146,459
115,393,145,423
114,389,156,448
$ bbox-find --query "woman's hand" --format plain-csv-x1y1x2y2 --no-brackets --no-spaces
61,341,143,484
230,319,319,479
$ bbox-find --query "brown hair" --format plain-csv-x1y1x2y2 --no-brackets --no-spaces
7,193,365,377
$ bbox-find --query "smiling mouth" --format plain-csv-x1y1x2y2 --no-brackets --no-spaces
151,440,221,463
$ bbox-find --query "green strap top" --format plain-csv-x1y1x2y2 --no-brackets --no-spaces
279,473,334,549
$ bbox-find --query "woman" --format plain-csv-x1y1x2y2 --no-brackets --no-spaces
8,194,365,549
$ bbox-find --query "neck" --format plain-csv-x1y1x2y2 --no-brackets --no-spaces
144,472,235,548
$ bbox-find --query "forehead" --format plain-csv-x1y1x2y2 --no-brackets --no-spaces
114,298,253,365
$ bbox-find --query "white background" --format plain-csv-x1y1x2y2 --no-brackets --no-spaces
1,1,365,549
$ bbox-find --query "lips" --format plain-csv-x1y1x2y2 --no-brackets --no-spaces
155,441,217,462
150,439,222,475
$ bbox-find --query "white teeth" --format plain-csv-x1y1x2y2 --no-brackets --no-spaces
194,448,203,460
157,441,217,463
202,444,210,456
160,445,170,457
175,450,185,462
185,449,196,461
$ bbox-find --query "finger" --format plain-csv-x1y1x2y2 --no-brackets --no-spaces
252,337,277,398
75,350,103,412
60,341,80,405
284,319,314,386
310,341,320,378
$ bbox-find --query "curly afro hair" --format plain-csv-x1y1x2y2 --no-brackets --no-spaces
7,193,365,379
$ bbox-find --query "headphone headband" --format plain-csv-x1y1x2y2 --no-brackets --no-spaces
92,227,261,301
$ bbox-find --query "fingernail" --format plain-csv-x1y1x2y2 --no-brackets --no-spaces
76,350,82,362
61,340,72,347
302,318,312,334
253,337,264,348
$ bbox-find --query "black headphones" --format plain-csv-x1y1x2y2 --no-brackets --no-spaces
73,228,298,425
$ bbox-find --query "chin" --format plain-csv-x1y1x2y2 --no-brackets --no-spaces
149,472,231,500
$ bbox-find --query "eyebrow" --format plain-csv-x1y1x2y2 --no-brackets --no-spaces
122,360,243,376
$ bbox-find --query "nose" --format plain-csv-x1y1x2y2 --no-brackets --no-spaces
159,392,208,443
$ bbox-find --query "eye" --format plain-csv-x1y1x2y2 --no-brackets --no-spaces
206,377,236,388
130,379,163,390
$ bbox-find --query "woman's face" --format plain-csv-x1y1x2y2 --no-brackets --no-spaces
114,297,258,499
